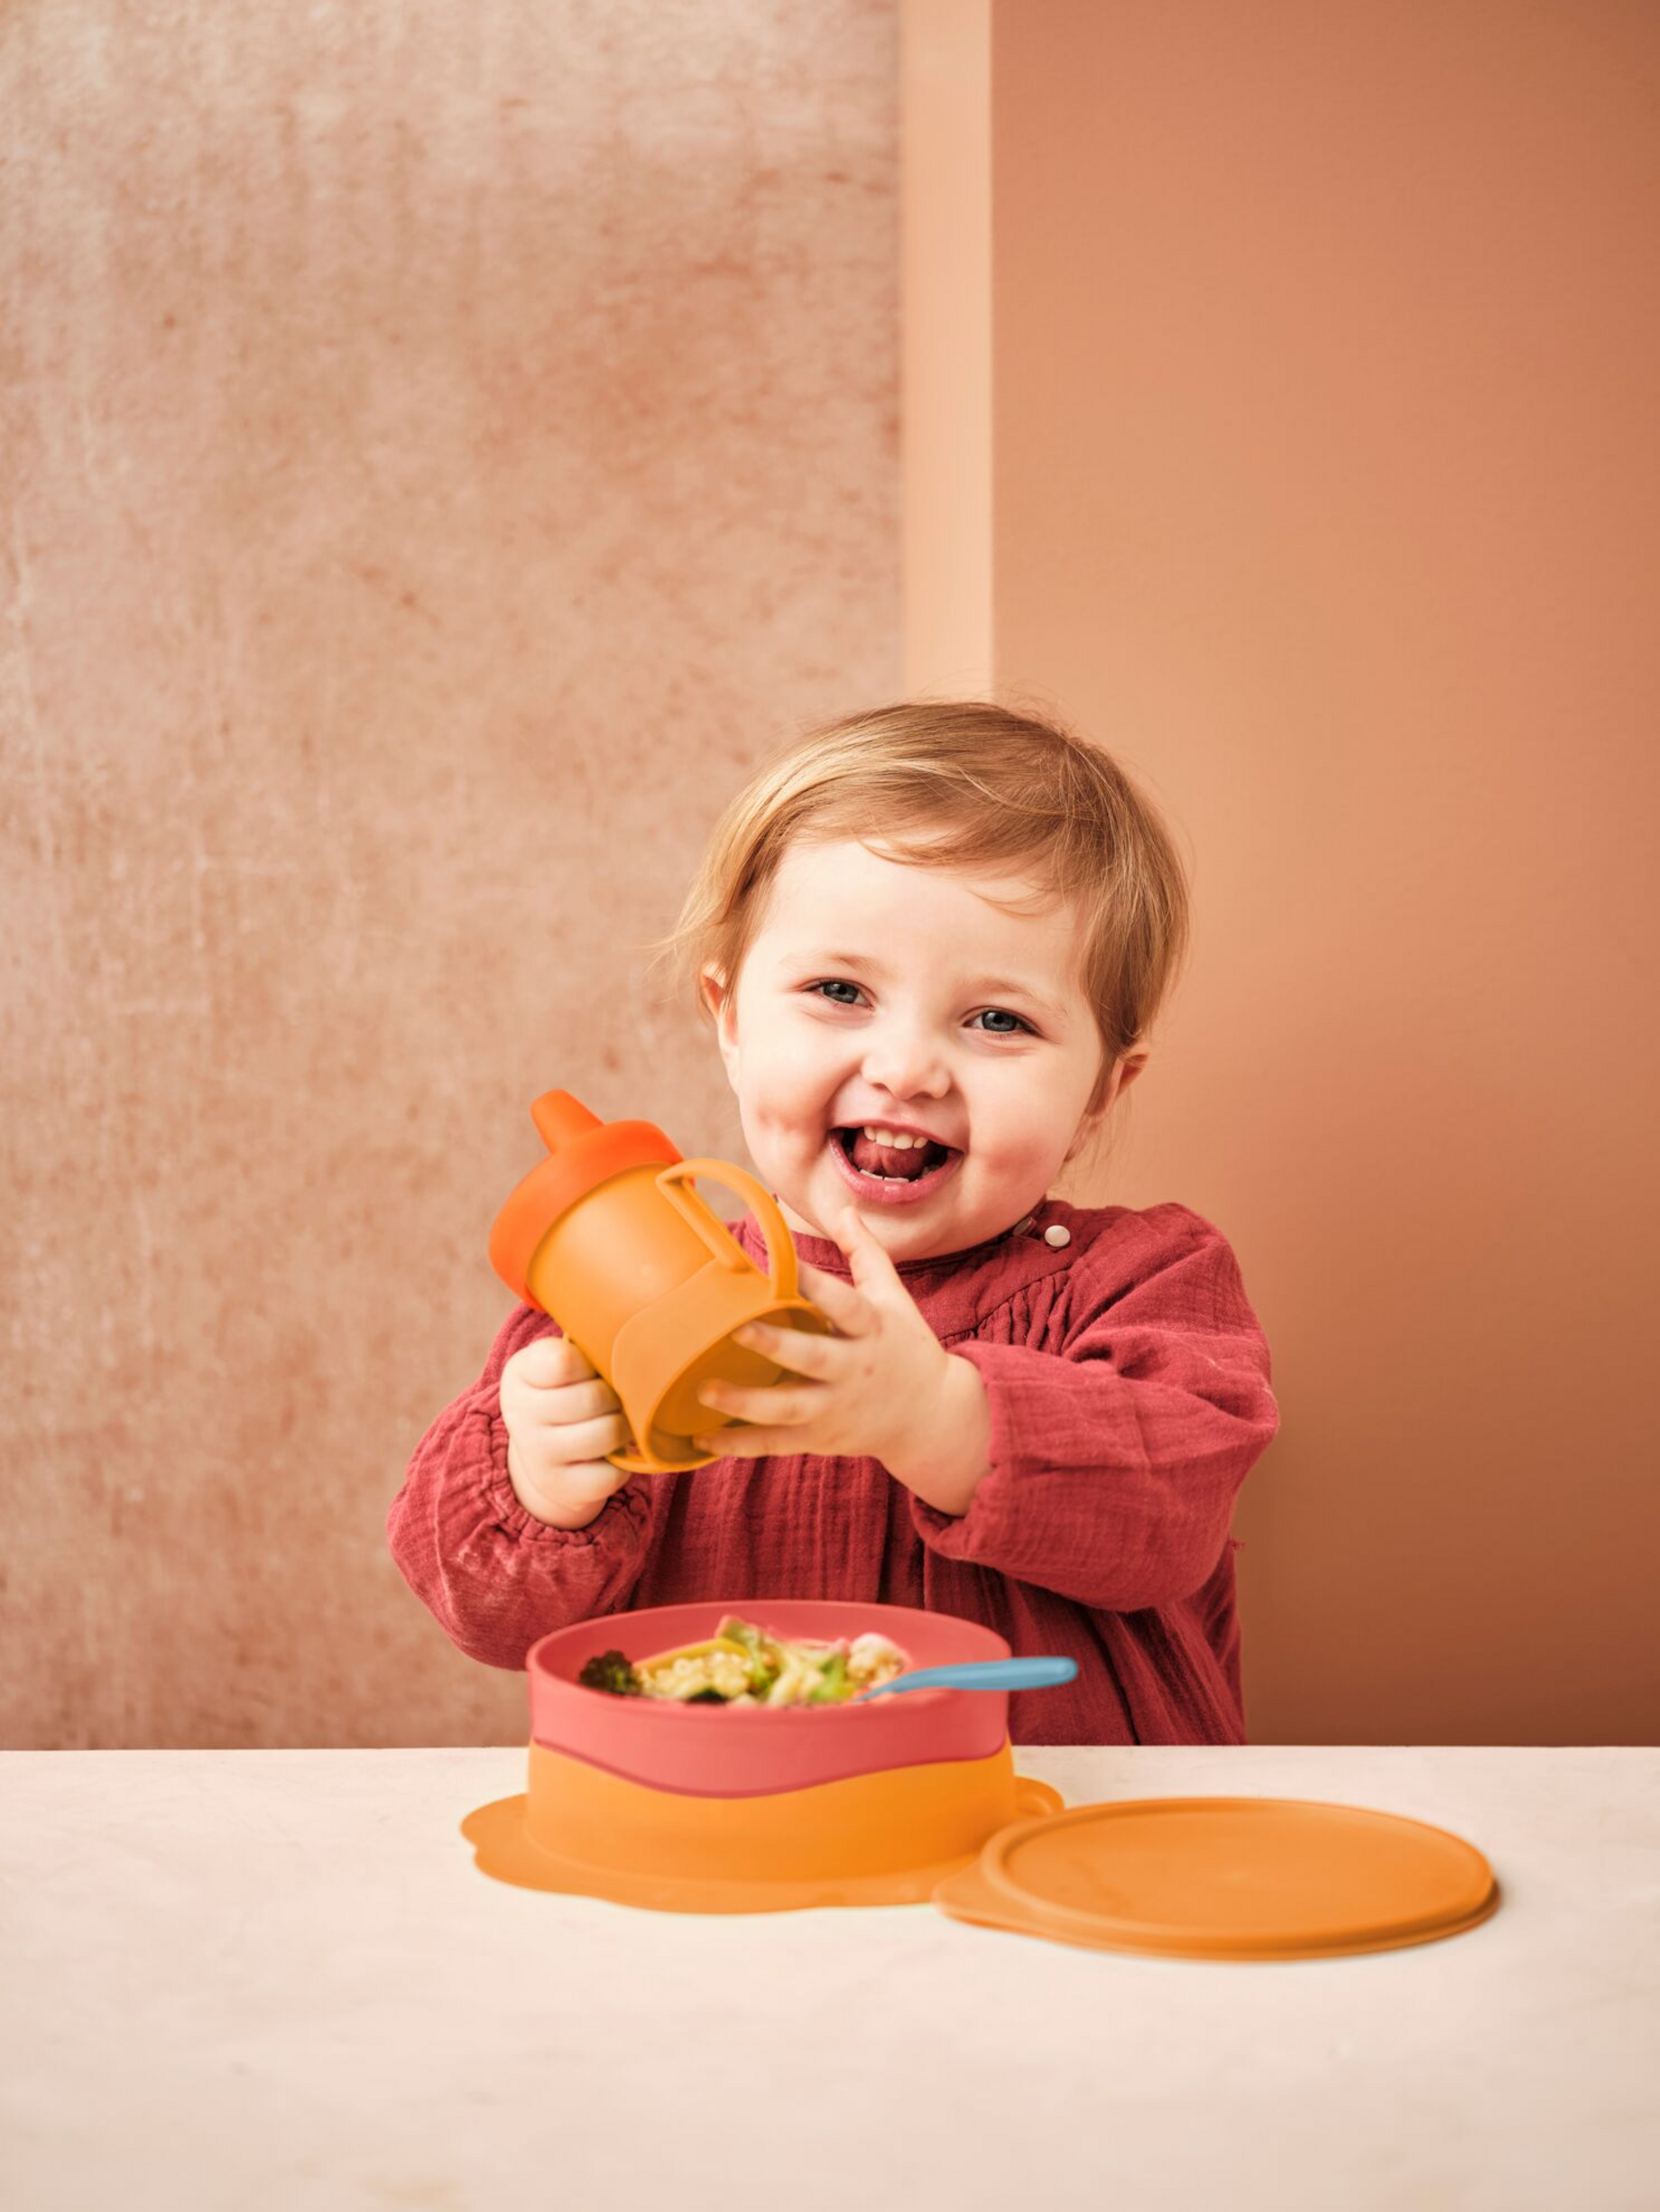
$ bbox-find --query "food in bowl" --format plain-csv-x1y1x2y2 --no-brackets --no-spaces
576,1613,908,1708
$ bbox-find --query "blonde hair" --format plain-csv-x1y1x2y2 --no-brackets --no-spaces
645,699,1192,1143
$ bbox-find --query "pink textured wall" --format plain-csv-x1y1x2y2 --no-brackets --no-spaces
906,0,1659,1741
4,4,899,1747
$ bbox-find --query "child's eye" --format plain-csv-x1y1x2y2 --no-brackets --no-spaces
806,982,1032,1036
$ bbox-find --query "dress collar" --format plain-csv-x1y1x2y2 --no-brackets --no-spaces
731,1202,1054,1283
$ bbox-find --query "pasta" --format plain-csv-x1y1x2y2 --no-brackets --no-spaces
577,1615,908,1707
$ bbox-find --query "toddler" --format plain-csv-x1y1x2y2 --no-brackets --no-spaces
389,701,1280,1743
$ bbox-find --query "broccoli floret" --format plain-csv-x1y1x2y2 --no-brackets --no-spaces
577,1650,641,1696
807,1650,851,1704
685,1687,728,1703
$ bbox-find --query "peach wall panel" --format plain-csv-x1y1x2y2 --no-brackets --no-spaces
977,0,1660,1741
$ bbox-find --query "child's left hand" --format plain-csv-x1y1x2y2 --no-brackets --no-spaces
691,1205,957,1473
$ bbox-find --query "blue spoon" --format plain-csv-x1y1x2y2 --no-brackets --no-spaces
853,1655,1078,1702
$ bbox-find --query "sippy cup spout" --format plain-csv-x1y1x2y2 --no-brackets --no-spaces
489,1091,682,1305
531,1091,604,1153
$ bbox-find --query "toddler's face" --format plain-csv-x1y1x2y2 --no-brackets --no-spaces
703,836,1142,1263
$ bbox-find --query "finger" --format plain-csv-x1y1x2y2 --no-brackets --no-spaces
514,1376,621,1427
540,1411,632,1467
730,1320,842,1379
692,1423,811,1460
697,1377,825,1427
543,1457,633,1506
794,1261,874,1334
514,1333,598,1387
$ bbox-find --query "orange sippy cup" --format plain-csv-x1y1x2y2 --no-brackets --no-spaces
488,1090,834,1474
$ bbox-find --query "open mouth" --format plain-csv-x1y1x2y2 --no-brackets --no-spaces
827,1126,963,1203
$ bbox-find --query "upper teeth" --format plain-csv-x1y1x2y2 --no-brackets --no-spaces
864,1127,926,1148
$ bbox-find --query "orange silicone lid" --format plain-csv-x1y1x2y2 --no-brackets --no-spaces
932,1795,1500,1960
489,1091,680,1304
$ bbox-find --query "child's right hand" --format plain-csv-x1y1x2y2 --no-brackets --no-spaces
501,1335,635,1529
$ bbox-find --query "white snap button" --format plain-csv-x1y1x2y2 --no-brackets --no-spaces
1043,1223,1071,1248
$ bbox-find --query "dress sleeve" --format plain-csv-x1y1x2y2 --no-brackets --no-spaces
909,1212,1280,1613
386,1304,655,1670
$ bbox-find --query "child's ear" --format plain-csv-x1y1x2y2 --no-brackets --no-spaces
1113,1048,1149,1099
700,967,742,1085
1065,1047,1150,1162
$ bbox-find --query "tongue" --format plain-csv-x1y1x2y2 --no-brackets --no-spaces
848,1132,933,1180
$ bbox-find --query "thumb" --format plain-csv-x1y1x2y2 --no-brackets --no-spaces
518,1332,597,1387
835,1205,902,1295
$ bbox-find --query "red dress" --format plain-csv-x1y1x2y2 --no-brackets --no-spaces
388,1197,1281,1744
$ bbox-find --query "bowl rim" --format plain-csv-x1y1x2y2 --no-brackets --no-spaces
527,1598,1012,1726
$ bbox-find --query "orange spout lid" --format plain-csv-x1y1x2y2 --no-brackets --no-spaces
489,1090,681,1304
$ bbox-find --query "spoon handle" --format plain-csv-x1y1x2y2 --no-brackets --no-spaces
857,1655,1078,1701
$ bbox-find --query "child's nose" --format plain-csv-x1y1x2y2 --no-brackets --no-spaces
860,1030,951,1101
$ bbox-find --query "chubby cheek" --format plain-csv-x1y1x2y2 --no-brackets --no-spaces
738,1052,829,1160
964,1120,1061,1194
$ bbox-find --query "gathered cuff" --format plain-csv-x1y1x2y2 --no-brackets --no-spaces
901,1338,1256,1612
903,1341,1033,1562
464,1400,652,1557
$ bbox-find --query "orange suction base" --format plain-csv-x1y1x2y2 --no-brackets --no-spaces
464,1740,1063,1914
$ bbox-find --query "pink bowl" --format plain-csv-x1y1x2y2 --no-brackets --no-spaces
527,1599,1012,1799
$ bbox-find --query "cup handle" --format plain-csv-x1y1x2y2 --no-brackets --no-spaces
654,1158,801,1299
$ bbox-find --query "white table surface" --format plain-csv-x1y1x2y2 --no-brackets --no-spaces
2,1745,1655,2211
